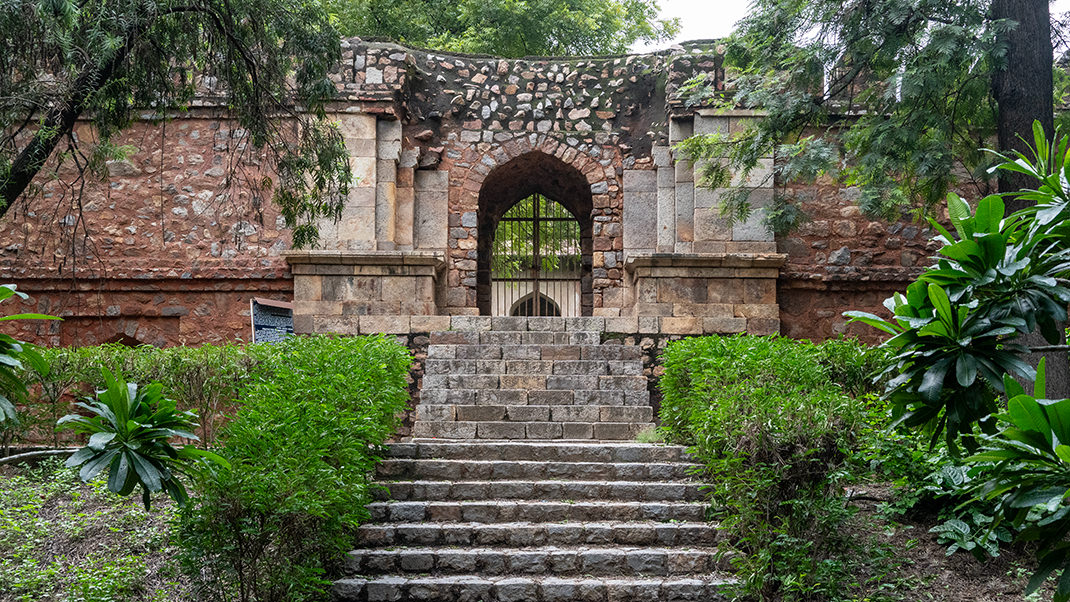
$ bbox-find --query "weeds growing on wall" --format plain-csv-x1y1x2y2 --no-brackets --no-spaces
659,335,894,601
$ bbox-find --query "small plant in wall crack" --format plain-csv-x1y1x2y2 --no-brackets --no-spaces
59,368,227,509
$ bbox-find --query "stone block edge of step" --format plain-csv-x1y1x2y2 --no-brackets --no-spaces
332,574,735,602
342,545,725,578
411,420,656,441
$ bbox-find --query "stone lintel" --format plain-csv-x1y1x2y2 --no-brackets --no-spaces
693,108,767,118
284,250,446,268
624,252,787,274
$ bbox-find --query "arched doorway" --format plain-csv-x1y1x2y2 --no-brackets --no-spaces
510,291,562,317
477,152,593,316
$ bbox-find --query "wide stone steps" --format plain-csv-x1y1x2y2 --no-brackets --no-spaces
367,500,708,523
417,404,653,423
421,374,647,391
420,388,650,406
419,322,653,440
372,480,703,502
353,521,720,548
332,575,731,602
344,546,723,576
376,458,701,481
427,341,643,361
424,359,641,375
384,441,693,463
335,440,725,602
412,420,654,440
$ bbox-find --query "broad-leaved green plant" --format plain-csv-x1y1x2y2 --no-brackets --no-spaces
59,368,226,509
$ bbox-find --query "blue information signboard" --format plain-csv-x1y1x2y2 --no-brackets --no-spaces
250,298,294,344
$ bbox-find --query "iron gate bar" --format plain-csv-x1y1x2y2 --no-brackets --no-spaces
491,193,582,317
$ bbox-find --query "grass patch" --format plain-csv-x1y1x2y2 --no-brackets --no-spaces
0,458,186,602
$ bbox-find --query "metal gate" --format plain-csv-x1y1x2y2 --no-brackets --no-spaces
491,194,582,317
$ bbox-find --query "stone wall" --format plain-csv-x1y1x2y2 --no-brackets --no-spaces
0,37,949,346
776,178,948,341
0,115,294,346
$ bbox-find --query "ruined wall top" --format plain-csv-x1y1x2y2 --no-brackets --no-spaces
327,38,724,159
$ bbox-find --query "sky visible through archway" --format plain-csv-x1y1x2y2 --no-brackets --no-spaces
633,0,1070,52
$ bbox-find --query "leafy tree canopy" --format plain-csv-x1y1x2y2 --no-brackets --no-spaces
330,0,679,57
676,0,1060,234
0,0,353,247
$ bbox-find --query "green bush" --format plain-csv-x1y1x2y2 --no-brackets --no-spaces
968,363,1070,601
658,334,889,601
659,334,881,453
18,343,256,447
176,334,412,602
59,368,226,509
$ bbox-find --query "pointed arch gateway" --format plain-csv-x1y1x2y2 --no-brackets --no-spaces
477,151,594,316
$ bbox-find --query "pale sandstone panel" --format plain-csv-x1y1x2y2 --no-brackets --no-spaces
622,170,657,252
414,170,449,250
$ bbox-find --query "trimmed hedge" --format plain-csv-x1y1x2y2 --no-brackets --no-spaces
658,335,890,600
176,334,412,602
658,334,885,456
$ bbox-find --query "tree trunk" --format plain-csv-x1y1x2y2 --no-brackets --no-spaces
991,0,1069,399
992,0,1054,208
0,43,130,218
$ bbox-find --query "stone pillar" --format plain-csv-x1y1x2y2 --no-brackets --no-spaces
375,119,402,250
329,114,378,251
622,169,657,253
653,145,676,253
286,250,446,334
414,170,449,251
690,110,777,256
623,253,786,335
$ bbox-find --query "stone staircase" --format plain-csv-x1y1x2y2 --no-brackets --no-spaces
413,317,654,441
333,442,730,601
332,317,730,601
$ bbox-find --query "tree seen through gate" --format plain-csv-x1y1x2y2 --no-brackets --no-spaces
491,194,581,317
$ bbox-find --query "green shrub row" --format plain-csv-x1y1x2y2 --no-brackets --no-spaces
658,334,892,600
177,334,412,602
6,334,413,602
10,341,285,448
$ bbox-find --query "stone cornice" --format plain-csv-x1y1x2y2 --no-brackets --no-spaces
283,250,446,267
624,252,788,272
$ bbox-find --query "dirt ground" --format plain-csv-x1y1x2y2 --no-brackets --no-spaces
850,484,1049,602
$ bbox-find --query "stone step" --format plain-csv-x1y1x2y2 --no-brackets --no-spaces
384,442,691,463
332,575,732,602
377,459,699,481
411,420,654,440
366,500,708,523
443,316,611,332
427,342,643,361
417,405,654,424
373,480,703,502
354,520,719,548
344,546,722,577
423,359,642,376
421,374,647,392
420,388,651,406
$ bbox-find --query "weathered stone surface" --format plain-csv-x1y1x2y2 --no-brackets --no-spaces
414,170,449,250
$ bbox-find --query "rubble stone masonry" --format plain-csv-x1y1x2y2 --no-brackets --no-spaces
0,38,937,345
